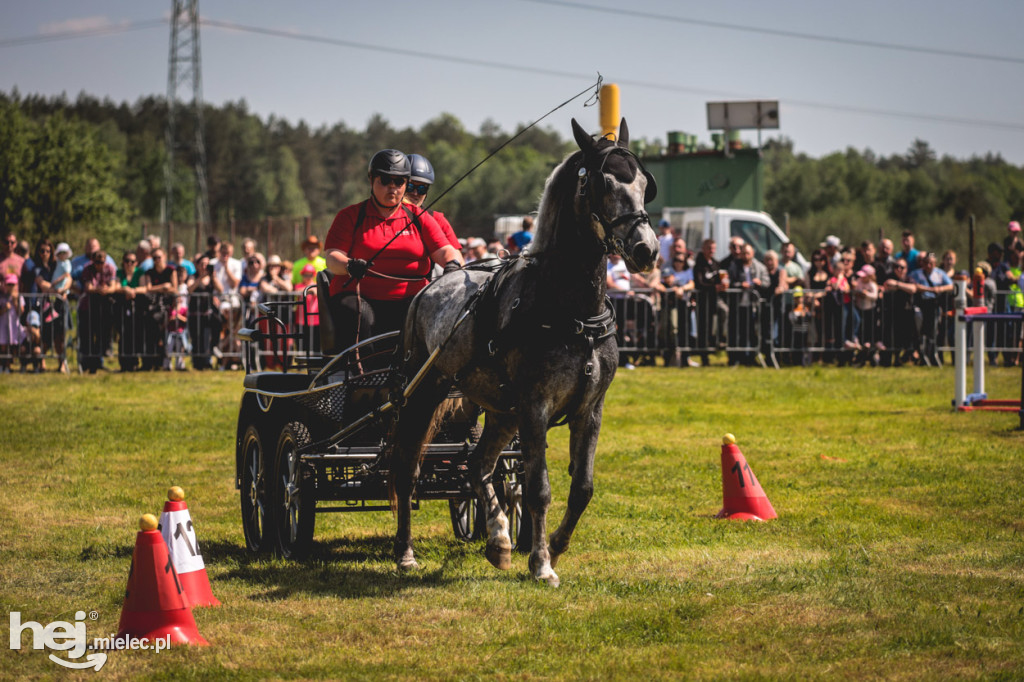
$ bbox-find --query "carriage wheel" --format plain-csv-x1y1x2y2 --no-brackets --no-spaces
273,422,316,560
449,497,485,541
240,425,275,554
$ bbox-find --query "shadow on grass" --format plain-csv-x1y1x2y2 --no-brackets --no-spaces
208,535,486,599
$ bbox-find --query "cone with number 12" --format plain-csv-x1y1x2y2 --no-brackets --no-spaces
159,487,221,607
116,514,208,646
716,434,777,521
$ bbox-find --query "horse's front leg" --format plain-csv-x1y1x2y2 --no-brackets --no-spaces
520,412,558,586
549,396,603,568
469,411,519,571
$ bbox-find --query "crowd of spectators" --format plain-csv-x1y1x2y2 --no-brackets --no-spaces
0,225,513,374
1,215,1021,374
609,219,1024,369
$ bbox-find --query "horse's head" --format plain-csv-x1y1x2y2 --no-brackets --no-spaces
571,118,659,273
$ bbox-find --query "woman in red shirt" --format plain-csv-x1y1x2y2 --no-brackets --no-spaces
324,149,462,350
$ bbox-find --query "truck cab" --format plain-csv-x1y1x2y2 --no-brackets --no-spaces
661,206,808,271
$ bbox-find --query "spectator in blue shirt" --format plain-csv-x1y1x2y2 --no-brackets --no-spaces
895,230,921,272
910,252,953,366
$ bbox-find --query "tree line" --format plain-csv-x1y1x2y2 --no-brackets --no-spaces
2,90,1022,263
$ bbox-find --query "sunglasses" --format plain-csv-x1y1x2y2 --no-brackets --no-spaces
407,183,429,196
376,174,407,188
124,258,136,264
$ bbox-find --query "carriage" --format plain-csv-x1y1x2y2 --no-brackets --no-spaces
232,270,530,561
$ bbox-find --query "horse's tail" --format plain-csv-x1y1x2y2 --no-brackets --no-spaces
386,394,464,513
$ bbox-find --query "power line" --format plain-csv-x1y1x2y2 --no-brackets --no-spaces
198,18,595,82
3,14,1022,134
520,0,1024,66
0,19,166,48
199,18,1024,134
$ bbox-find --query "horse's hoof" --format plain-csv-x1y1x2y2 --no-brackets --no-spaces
485,539,512,570
397,558,420,571
533,567,560,587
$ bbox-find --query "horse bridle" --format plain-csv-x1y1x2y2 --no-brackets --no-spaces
575,145,656,268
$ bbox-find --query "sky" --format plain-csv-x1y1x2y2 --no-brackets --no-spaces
2,0,1023,165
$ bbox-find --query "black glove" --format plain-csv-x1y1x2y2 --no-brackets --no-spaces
443,260,463,275
346,258,368,281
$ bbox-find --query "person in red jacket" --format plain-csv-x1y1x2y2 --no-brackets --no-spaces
324,149,463,350
404,154,461,250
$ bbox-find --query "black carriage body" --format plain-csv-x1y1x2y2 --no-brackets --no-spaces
234,297,526,557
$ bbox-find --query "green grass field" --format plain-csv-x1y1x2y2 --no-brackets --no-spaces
2,365,1023,680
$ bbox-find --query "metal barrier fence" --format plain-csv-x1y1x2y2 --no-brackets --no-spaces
613,287,1022,368
71,289,318,372
4,285,1021,373
0,292,71,372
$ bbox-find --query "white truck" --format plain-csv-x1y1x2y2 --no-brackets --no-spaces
661,206,808,270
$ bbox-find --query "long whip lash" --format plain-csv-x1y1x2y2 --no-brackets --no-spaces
424,74,604,211
351,74,605,282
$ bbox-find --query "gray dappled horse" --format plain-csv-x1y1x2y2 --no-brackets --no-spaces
390,118,659,586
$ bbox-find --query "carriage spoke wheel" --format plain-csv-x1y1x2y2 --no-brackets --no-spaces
240,425,274,554
449,497,485,541
273,422,315,560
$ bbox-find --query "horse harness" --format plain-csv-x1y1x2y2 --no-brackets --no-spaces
449,255,617,423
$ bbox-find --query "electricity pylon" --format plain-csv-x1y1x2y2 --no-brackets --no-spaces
165,0,210,229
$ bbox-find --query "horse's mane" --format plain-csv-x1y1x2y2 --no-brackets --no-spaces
528,150,583,256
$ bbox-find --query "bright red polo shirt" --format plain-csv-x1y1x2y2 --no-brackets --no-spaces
429,209,461,250
325,200,449,300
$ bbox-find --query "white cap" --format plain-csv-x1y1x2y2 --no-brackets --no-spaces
55,242,72,257
824,235,841,248
468,238,486,249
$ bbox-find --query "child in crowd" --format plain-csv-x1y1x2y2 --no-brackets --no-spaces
296,264,320,354
164,284,192,371
51,243,73,295
853,264,880,365
0,274,26,373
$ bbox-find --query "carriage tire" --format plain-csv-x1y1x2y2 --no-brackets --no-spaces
449,497,486,541
273,422,316,560
240,425,275,554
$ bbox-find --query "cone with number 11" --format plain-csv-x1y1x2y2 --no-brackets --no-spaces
716,433,777,521
159,486,221,607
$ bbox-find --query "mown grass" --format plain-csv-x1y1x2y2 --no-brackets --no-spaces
1,365,1022,680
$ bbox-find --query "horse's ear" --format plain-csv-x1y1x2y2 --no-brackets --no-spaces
571,118,595,155
618,118,630,147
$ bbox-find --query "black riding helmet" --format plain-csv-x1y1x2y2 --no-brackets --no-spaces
407,154,435,185
367,149,411,179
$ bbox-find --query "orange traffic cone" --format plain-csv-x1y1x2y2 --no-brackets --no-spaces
716,434,777,521
159,487,221,608
116,514,209,646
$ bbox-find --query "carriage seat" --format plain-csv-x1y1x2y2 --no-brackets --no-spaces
243,371,313,394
